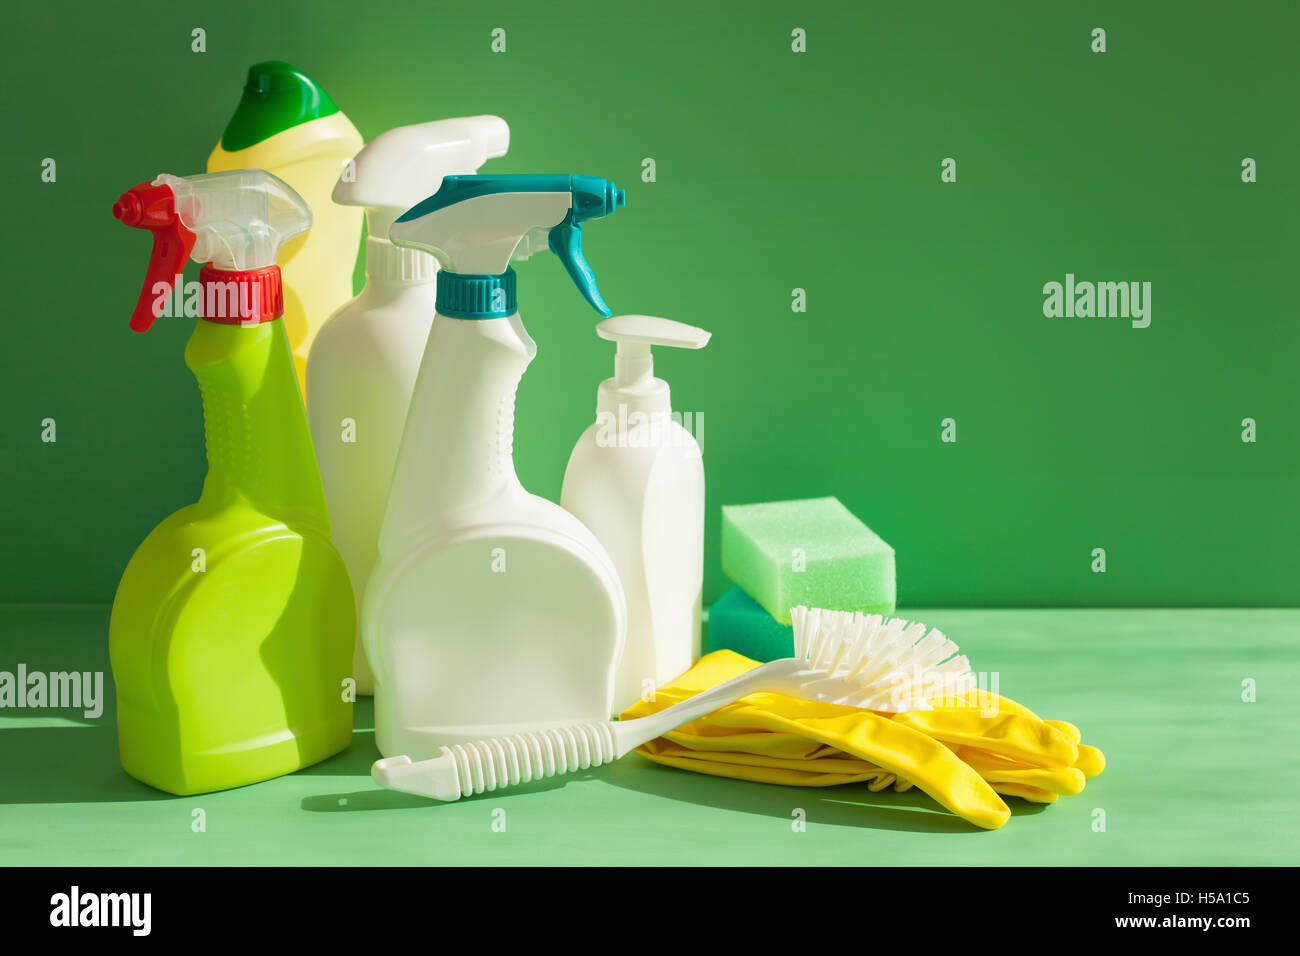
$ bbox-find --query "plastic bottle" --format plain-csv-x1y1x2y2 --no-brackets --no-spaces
561,315,710,710
109,170,354,795
307,117,510,695
364,174,627,758
207,61,364,394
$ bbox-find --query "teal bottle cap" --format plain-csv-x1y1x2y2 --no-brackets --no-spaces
436,268,518,319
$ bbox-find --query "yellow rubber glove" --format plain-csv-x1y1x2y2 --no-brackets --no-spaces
621,650,1105,829
623,651,1011,829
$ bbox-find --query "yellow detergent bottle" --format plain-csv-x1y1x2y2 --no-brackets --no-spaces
108,169,354,796
207,61,364,393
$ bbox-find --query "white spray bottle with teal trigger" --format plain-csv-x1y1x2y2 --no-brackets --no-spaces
307,117,509,695
364,174,628,758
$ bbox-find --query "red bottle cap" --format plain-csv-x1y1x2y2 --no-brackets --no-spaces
198,264,284,325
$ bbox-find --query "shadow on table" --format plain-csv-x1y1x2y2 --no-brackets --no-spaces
300,697,641,812
300,766,589,813
0,720,171,804
297,745,1047,831
593,757,1048,833
295,697,380,777
0,697,383,804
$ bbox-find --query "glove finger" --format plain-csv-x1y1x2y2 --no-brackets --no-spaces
1074,743,1106,778
796,712,1012,829
959,747,1087,796
893,708,1078,769
992,782,1059,804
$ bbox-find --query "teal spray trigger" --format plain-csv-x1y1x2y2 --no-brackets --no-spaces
547,175,625,314
392,174,625,316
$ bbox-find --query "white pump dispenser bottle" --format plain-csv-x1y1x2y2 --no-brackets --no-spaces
561,315,710,710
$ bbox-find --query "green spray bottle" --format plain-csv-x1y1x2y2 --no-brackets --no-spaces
109,169,354,795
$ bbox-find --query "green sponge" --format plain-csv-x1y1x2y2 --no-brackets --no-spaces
721,497,895,625
705,586,794,662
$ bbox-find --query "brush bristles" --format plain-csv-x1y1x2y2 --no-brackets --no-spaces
790,605,976,711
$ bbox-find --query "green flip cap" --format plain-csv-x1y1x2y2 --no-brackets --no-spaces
220,61,341,152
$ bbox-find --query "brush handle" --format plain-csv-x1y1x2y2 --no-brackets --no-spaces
371,662,797,801
372,722,617,801
609,663,795,751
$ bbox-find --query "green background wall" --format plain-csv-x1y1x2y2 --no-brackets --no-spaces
1,1,1296,606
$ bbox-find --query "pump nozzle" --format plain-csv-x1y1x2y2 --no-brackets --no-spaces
114,169,312,330
390,174,625,317
595,315,711,415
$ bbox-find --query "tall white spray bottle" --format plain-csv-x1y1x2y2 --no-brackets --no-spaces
562,315,710,710
365,174,628,757
306,117,509,694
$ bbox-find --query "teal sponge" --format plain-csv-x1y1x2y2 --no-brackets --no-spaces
721,497,895,625
705,586,794,662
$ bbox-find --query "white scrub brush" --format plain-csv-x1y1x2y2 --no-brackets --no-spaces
371,606,974,801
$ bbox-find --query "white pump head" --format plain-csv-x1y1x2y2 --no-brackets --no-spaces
596,314,710,415
332,116,510,239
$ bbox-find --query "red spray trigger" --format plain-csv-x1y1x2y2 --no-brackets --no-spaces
112,181,197,332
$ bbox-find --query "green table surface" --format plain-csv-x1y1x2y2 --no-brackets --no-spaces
1,605,1296,866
